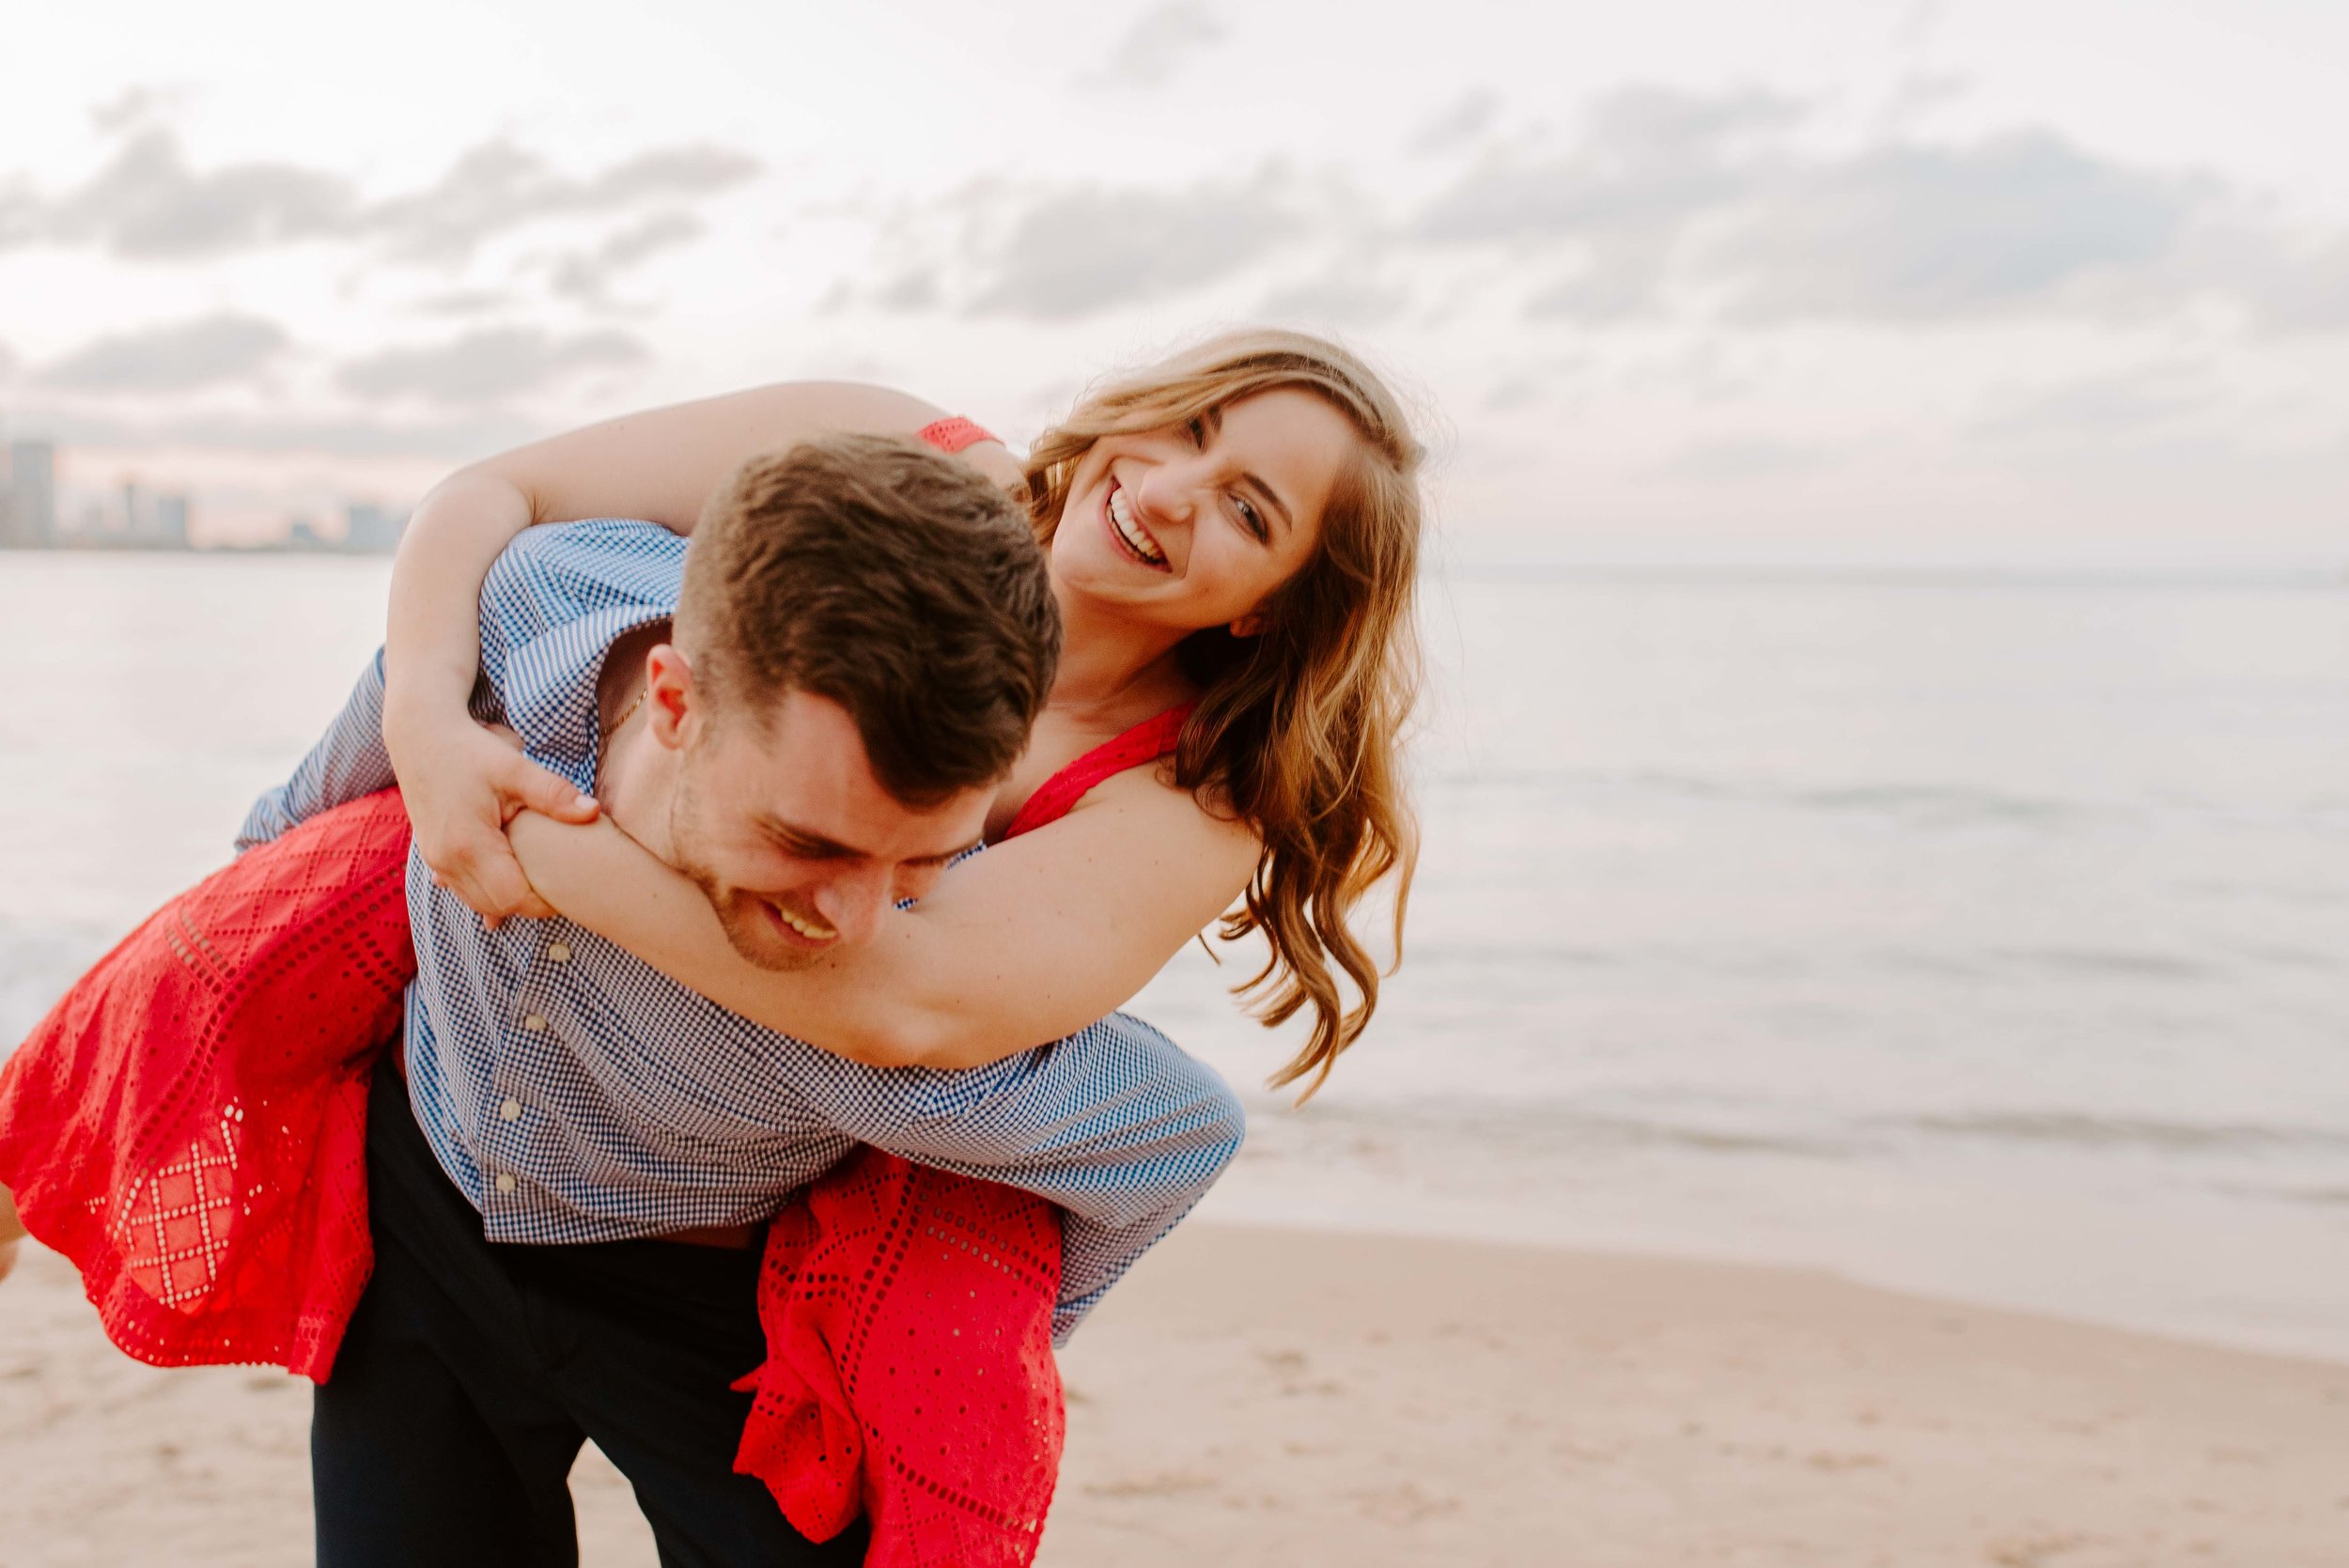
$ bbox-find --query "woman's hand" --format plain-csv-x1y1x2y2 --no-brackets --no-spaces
387,711,597,926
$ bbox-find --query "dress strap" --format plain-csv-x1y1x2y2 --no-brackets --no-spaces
915,416,999,455
1003,704,1195,841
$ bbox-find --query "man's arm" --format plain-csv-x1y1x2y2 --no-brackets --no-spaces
770,1014,1246,1343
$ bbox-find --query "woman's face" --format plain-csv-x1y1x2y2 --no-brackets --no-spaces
1051,387,1354,634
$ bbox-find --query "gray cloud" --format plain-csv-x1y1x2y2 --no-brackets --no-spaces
89,86,178,136
1403,85,2336,332
0,129,758,265
369,143,754,263
1410,90,1502,155
551,210,706,303
337,327,649,403
965,175,1305,318
1968,365,2220,448
1656,434,1828,482
1100,3,1226,86
22,129,357,260
1414,86,1801,320
1256,271,1408,326
1723,133,2200,321
39,313,291,393
1416,86,1802,246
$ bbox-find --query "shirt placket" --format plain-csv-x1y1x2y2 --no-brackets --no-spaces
484,926,575,1206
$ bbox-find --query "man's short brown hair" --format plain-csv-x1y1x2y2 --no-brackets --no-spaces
675,433,1060,804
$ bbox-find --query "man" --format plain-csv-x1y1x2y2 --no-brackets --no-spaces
239,435,1245,1566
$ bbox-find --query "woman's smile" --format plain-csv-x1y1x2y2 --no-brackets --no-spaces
1105,479,1171,570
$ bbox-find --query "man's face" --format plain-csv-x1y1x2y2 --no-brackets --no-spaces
665,687,992,970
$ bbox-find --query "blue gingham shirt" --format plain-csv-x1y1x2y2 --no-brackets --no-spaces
238,519,1244,1341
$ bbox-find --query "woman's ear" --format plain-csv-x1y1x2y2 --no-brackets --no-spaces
1228,613,1266,639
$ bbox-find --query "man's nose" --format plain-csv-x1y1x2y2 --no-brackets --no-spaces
810,864,894,947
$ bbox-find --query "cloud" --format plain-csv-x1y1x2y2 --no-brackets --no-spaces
1721,132,2201,322
1656,434,1827,481
1257,271,1408,325
336,327,649,403
1099,3,1226,86
89,86,179,136
17,129,357,260
1968,365,2220,448
1412,85,1801,319
964,175,1306,318
39,313,291,393
1402,85,2326,332
1415,86,1802,246
550,210,706,303
368,143,754,263
0,130,758,264
1410,91,1502,155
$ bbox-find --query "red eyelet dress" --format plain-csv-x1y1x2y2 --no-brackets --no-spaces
0,413,1201,1567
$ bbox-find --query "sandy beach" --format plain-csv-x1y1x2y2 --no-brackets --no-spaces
3,1222,2344,1566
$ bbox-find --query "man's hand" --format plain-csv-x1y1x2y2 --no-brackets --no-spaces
392,716,598,927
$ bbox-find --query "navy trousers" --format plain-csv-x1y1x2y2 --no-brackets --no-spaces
312,1063,866,1567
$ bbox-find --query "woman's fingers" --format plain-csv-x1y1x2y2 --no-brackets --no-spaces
497,753,599,826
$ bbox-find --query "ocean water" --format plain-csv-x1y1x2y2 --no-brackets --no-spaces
3,554,2344,1360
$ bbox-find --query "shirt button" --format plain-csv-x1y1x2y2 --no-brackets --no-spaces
547,942,571,964
499,1098,522,1122
523,1014,547,1032
494,1172,517,1194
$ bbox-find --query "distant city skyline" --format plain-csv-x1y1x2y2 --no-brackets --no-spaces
0,433,406,553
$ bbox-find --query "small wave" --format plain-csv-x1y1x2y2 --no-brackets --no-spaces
1981,945,2216,982
1902,1110,2349,1153
1243,1094,1859,1162
1428,768,2104,830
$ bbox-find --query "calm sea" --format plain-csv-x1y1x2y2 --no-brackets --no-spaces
3,554,2344,1360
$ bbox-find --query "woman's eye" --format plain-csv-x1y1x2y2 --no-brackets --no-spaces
1234,497,1266,541
1184,416,1207,447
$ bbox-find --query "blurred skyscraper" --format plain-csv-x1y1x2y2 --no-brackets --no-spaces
4,441,56,548
345,503,406,553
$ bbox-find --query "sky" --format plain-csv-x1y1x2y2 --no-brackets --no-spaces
2,0,2345,567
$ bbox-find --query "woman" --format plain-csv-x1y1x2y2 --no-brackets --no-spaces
0,329,1425,1560
382,327,1424,1084
1,327,1423,1303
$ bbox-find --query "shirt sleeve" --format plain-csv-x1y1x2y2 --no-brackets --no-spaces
234,519,683,851
770,1016,1246,1343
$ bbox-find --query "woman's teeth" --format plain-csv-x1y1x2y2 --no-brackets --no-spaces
1108,485,1168,566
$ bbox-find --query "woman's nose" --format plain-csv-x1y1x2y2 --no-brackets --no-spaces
1135,462,1198,525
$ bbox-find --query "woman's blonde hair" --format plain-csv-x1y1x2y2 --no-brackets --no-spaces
1024,329,1424,1096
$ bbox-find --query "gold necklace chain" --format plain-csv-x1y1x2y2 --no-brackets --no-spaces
600,686,647,749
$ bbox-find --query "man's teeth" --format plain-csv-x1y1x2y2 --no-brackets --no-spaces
1108,486,1167,565
774,904,834,940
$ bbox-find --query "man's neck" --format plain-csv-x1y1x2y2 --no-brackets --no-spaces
593,623,679,865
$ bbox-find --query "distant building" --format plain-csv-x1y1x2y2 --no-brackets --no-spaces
345,503,406,554
6,441,55,548
156,494,191,548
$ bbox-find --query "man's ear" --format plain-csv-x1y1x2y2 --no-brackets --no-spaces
644,644,698,750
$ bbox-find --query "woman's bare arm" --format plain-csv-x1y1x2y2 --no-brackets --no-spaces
381,381,1019,919
506,772,1259,1068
